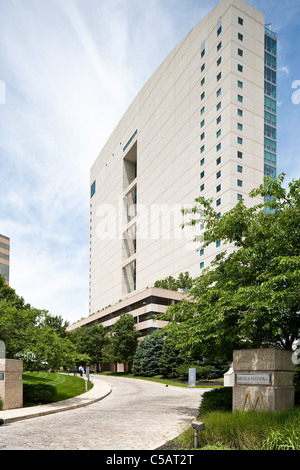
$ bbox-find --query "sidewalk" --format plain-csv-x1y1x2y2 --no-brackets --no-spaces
0,376,112,424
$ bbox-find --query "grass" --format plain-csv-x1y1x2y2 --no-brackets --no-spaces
163,408,300,450
97,371,222,388
23,371,93,403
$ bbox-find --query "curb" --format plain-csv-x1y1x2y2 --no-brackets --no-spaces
0,378,112,424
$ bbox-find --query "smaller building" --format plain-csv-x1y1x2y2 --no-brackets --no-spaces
67,287,185,338
0,234,10,284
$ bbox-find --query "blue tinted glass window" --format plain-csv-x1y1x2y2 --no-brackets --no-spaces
91,181,96,198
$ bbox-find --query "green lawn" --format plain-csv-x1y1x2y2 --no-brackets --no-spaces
23,371,93,402
98,371,222,388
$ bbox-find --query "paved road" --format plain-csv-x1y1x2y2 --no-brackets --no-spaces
0,376,208,450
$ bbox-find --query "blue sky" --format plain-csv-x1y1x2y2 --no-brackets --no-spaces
0,0,299,325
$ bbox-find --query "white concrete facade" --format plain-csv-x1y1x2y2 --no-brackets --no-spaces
89,0,268,316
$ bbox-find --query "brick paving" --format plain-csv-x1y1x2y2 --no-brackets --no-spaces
0,375,209,450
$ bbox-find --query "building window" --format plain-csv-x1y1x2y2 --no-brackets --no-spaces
237,193,243,200
201,132,205,140
201,77,205,86
217,88,222,97
216,115,222,124
216,101,222,111
217,72,222,81
216,240,221,248
237,151,243,159
216,143,221,151
216,156,221,165
200,262,204,269
201,92,205,100
238,48,243,57
216,184,221,193
237,179,243,187
237,108,243,117
237,137,243,145
201,106,205,115
238,33,243,41
216,170,221,179
201,49,205,58
216,198,221,207
91,181,96,198
200,183,205,192
238,94,243,102
238,80,243,88
217,26,222,36
201,119,205,128
200,249,204,256
201,63,205,72
200,145,205,153
237,123,243,130
200,171,205,179
200,157,205,166
237,165,243,173
238,64,243,72
238,17,244,26
217,57,222,66
216,129,221,138
217,212,221,218
217,41,222,51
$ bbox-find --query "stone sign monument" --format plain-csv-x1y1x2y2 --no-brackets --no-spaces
0,341,23,411
232,348,294,412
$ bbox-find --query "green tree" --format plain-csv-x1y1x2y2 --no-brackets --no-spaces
109,314,140,365
154,271,193,291
0,276,79,369
132,332,164,376
158,336,185,378
0,276,45,358
161,175,300,360
70,324,107,366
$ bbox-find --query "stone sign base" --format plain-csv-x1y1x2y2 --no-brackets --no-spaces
0,359,23,411
232,349,294,412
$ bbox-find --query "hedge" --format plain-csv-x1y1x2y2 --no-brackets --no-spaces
23,383,57,404
199,387,233,416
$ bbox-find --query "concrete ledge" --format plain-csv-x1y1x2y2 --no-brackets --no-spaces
0,377,112,424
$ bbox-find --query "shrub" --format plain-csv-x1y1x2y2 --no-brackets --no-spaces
199,387,232,415
23,383,57,404
0,396,3,410
177,364,214,380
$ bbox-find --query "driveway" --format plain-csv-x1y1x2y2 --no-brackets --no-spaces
0,375,209,450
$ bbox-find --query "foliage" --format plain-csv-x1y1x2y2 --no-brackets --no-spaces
132,332,164,376
176,408,300,450
154,272,193,291
23,383,57,404
158,337,185,378
108,314,140,365
199,387,232,415
0,276,90,370
177,364,214,380
160,175,300,360
70,324,107,365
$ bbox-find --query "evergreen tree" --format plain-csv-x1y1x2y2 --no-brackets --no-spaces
133,332,164,376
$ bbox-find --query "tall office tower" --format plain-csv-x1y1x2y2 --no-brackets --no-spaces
89,0,277,316
0,234,10,284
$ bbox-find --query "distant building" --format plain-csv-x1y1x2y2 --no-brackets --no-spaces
0,234,10,284
67,286,184,339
